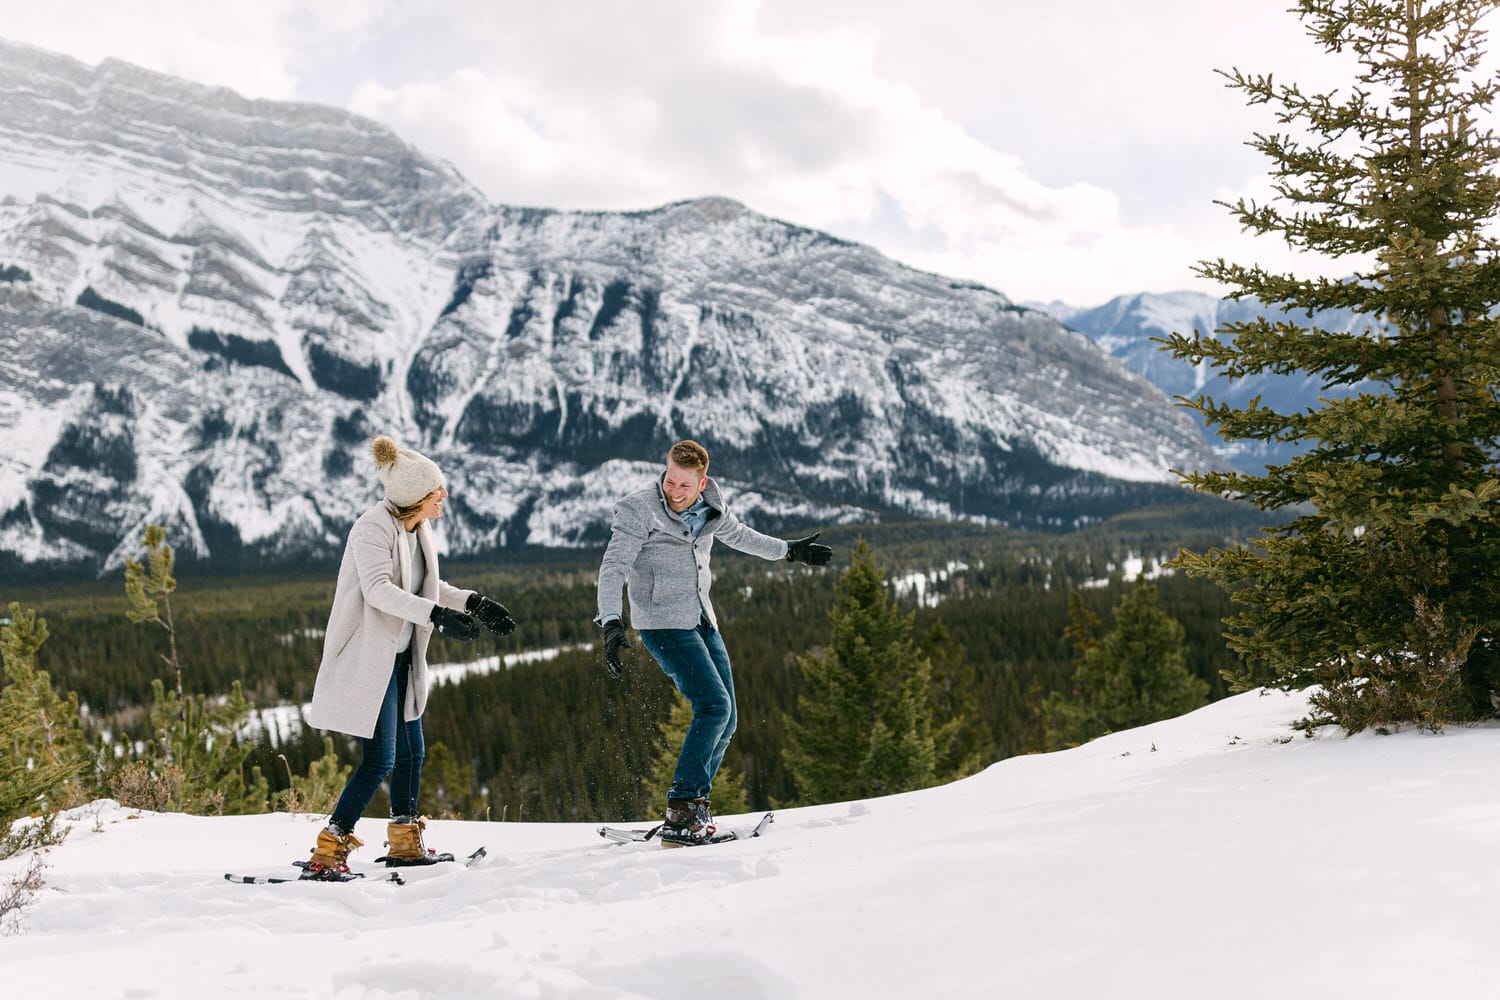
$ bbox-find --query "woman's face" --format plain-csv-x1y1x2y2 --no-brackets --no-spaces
412,485,448,523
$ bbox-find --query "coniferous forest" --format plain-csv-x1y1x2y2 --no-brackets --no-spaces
9,492,1276,824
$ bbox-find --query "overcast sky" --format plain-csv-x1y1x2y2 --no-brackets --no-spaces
0,0,1449,305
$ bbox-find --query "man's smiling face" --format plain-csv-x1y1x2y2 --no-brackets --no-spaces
662,461,706,512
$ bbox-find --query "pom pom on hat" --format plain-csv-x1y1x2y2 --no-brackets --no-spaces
372,435,399,467
370,435,445,506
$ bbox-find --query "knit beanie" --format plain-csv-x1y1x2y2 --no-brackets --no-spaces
371,436,445,506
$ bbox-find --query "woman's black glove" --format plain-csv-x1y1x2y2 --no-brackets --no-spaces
784,531,833,565
602,620,631,679
466,593,517,636
430,605,480,641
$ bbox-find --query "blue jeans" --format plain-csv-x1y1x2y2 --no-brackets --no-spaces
640,617,737,802
330,651,424,832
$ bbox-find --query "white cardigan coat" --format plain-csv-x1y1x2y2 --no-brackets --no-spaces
305,501,474,739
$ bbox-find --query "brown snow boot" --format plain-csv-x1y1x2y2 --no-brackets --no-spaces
307,826,364,873
384,816,430,861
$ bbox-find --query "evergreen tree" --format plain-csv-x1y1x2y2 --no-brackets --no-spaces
120,527,268,814
646,692,749,817
0,604,89,852
783,542,939,804
919,621,987,779
124,524,184,705
293,737,352,816
1039,584,1209,749
1159,0,1500,731
420,741,491,820
272,737,352,818
140,678,269,814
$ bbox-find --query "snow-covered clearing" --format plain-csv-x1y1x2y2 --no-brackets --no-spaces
5,687,1497,998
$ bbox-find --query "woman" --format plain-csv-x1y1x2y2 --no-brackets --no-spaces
302,435,516,877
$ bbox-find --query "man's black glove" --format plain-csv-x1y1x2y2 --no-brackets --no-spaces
784,531,833,565
602,620,631,679
466,593,517,636
430,605,480,641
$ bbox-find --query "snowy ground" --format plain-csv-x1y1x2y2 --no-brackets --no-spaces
5,687,1500,999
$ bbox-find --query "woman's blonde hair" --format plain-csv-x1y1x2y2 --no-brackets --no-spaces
391,490,437,522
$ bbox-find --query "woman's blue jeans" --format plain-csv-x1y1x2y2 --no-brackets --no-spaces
640,617,736,802
330,651,424,832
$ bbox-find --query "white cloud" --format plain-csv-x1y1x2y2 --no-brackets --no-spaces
344,2,1170,303
4,0,1490,305
0,0,399,100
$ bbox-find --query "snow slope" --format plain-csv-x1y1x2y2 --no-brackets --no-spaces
5,687,1496,998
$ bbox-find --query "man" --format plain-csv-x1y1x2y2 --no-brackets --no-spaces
595,439,832,845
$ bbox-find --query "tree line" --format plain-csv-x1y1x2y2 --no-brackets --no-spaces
2,495,1263,834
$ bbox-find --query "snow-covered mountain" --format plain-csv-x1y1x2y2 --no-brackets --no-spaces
1037,291,1381,468
0,39,1218,577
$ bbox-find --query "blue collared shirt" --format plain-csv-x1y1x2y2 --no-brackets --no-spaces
677,496,713,538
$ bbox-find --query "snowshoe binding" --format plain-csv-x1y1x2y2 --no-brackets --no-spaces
658,797,716,847
302,826,364,879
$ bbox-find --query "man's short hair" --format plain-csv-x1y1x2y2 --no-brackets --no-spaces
668,440,709,473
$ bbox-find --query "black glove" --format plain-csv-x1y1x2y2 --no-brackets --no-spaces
602,620,631,679
784,531,833,565
430,605,480,641
466,593,516,636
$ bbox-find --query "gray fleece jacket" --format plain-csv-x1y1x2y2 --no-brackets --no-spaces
595,474,788,630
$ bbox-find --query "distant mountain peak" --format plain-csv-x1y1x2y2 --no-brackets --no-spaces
660,196,749,221
1040,289,1379,470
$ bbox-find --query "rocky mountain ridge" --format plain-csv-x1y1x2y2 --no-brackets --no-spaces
0,39,1217,577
